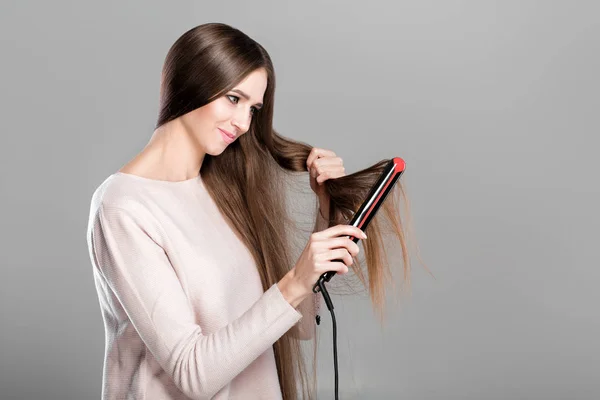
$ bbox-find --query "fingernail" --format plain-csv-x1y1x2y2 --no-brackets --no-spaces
362,232,367,239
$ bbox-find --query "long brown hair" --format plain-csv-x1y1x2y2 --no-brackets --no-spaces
156,22,429,400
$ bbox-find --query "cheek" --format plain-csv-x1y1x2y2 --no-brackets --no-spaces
183,99,232,137
202,98,232,123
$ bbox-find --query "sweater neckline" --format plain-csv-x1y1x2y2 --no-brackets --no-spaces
114,171,204,187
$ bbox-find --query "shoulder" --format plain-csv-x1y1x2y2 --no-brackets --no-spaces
87,173,168,247
87,173,158,228
90,174,135,211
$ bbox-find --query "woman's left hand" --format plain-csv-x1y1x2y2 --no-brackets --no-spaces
306,147,346,217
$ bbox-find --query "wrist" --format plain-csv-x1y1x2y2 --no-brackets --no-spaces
277,271,307,308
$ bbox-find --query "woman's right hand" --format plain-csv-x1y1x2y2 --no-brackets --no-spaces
278,225,367,306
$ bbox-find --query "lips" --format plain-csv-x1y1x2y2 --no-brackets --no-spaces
218,128,235,139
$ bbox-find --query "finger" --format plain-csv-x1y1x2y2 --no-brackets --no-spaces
318,254,351,273
306,148,322,171
313,157,344,180
319,248,351,263
323,261,348,275
316,224,366,240
306,148,337,171
311,149,337,167
328,237,360,256
329,249,353,267
313,156,343,170
316,166,346,183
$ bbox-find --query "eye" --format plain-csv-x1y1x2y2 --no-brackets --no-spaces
227,95,259,116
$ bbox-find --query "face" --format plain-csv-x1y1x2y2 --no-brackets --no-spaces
181,67,267,155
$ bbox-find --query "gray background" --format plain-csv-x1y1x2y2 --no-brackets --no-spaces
1,1,598,399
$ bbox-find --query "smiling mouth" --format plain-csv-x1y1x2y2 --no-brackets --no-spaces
219,128,235,139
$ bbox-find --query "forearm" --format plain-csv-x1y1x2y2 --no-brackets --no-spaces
279,198,330,339
279,203,328,308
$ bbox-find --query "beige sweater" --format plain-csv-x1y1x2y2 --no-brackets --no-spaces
86,172,324,399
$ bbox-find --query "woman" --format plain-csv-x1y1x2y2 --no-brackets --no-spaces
86,22,419,400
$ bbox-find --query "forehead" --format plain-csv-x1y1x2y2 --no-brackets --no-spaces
232,68,267,101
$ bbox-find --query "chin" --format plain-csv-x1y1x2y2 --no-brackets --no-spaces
206,143,229,156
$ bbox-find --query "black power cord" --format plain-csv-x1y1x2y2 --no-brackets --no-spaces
315,276,338,400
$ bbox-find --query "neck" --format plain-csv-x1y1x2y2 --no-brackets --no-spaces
137,118,205,181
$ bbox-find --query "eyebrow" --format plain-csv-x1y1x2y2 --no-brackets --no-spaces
230,89,263,109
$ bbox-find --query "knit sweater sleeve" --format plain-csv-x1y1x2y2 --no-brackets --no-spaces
89,203,303,400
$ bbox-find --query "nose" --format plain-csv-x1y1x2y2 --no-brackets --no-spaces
231,107,251,134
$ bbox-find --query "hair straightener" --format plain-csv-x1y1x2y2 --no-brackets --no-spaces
311,156,406,400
